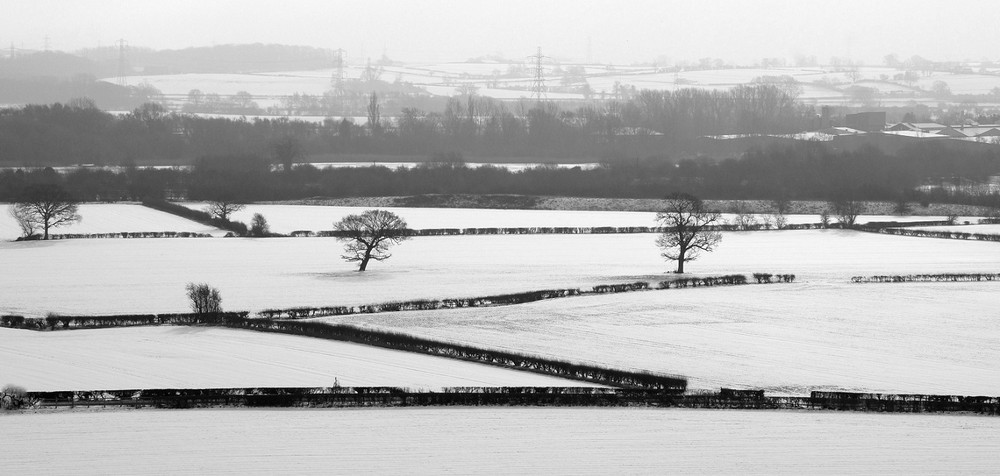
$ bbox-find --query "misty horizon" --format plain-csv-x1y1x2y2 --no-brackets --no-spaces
4,0,1000,66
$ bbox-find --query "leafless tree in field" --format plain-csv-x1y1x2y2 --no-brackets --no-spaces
12,184,81,240
656,194,722,273
333,209,410,271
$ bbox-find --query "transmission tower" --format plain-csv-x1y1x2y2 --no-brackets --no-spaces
527,46,549,103
330,48,346,91
115,39,129,87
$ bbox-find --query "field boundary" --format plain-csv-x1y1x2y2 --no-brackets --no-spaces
851,273,1000,283
259,274,791,319
871,227,1000,242
0,313,687,392
12,387,998,415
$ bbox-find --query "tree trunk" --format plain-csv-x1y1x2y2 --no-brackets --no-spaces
676,247,685,273
359,251,371,271
43,222,50,240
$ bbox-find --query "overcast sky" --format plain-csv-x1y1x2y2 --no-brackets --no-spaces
2,0,997,65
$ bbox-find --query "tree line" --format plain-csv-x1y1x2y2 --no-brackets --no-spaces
3,141,999,206
0,84,811,166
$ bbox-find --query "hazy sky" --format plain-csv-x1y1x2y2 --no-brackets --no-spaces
2,0,998,65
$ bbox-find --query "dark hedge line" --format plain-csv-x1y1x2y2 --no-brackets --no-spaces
21,387,1000,414
290,223,835,238
141,199,248,236
223,319,687,391
874,227,1000,242
259,275,790,320
42,231,213,240
0,313,684,391
851,273,1000,283
1,312,249,330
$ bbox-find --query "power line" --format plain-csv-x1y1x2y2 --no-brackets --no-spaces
527,46,550,103
330,48,346,91
115,39,129,87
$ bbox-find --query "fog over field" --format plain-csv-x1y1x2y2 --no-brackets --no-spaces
4,0,998,64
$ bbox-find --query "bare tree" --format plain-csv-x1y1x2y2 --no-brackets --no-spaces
367,92,382,136
730,201,759,230
205,200,245,221
333,209,410,271
249,213,270,237
13,184,81,240
8,203,40,239
829,198,863,228
655,194,722,273
185,283,222,314
272,135,302,173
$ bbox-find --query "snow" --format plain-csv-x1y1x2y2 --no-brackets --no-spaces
0,203,226,241
0,326,594,391
2,230,997,317
106,64,1000,108
316,281,1000,396
2,408,997,475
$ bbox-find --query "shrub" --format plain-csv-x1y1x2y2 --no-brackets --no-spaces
752,273,773,284
1,384,28,410
249,213,271,237
1,315,26,328
186,283,222,314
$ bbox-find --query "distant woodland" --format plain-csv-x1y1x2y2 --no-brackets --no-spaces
1,140,998,206
0,85,817,166
3,46,1000,204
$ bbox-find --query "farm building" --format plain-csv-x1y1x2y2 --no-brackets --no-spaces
844,111,887,132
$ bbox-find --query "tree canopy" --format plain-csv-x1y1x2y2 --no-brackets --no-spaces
655,193,722,273
333,209,411,271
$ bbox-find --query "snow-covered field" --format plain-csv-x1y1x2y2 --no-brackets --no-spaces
0,203,226,241
109,63,1000,106
316,281,1000,396
177,202,951,234
3,230,996,317
2,408,997,475
0,326,591,390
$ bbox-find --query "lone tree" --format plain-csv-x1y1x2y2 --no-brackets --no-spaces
655,193,722,273
185,283,222,314
333,209,410,271
12,184,81,240
205,200,245,221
